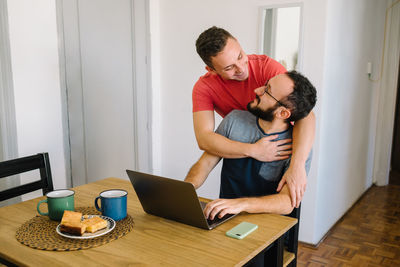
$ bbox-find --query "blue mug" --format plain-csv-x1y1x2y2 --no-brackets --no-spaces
95,189,128,221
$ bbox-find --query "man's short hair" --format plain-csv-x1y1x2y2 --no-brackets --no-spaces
195,26,234,69
283,71,317,122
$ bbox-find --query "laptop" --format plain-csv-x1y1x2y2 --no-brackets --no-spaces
126,170,237,230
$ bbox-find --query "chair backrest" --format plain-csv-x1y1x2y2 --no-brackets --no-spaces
285,205,301,267
0,153,54,202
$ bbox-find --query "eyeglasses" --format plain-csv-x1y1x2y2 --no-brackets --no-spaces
264,87,285,107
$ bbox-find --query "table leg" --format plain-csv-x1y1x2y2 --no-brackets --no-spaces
0,256,18,267
264,235,284,267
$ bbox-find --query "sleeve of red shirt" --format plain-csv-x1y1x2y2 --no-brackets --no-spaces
192,78,214,112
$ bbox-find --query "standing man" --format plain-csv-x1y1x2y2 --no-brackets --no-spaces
186,71,316,218
192,26,315,207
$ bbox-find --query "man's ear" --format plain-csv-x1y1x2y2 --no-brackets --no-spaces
205,66,217,74
276,107,291,120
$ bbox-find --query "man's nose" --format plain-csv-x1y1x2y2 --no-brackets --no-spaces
235,64,244,74
254,86,265,96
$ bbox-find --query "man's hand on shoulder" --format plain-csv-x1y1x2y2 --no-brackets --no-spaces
277,164,306,208
250,136,292,162
203,199,247,220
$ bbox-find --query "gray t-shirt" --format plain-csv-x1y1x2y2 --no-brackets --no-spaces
216,110,312,198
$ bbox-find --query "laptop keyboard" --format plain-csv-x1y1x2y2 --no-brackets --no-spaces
200,201,234,226
207,213,233,226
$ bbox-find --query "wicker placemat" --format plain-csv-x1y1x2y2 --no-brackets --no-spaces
15,207,134,251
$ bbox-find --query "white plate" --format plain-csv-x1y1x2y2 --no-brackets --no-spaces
56,215,116,239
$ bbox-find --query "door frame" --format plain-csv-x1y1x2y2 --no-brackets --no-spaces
373,0,400,186
390,64,400,173
56,0,152,186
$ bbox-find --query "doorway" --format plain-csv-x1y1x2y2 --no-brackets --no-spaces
390,59,400,185
260,3,303,71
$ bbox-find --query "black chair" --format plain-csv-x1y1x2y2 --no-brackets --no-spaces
0,152,54,202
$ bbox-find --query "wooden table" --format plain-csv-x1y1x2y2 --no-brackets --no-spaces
0,178,297,266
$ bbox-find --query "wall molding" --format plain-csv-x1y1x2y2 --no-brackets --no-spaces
56,0,87,187
0,0,18,161
132,0,152,172
0,0,20,206
56,0,72,188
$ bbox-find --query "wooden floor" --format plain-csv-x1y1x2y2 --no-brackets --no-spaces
297,182,400,266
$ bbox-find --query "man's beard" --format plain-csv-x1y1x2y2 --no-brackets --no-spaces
247,96,276,122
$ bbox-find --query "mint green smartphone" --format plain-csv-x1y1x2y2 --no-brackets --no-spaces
226,222,258,239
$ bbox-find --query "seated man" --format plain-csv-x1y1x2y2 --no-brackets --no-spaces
185,70,316,220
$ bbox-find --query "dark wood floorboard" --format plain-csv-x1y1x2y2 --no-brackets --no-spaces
297,184,400,266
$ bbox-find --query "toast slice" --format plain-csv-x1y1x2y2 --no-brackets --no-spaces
60,210,86,236
83,216,108,233
61,210,82,225
59,222,86,235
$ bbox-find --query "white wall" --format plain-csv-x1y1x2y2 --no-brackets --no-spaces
314,0,386,244
152,0,329,236
154,0,292,199
152,0,387,244
7,0,67,199
296,0,328,244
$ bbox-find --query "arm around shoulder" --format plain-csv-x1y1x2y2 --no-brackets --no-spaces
193,111,252,158
277,110,315,207
193,110,286,161
291,111,315,164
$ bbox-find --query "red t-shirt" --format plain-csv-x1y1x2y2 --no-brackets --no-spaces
192,54,286,117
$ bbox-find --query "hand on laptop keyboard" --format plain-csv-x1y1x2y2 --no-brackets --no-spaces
202,198,245,221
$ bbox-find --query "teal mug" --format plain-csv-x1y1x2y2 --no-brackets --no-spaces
37,189,75,221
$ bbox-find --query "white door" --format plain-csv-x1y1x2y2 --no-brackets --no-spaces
59,0,151,185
